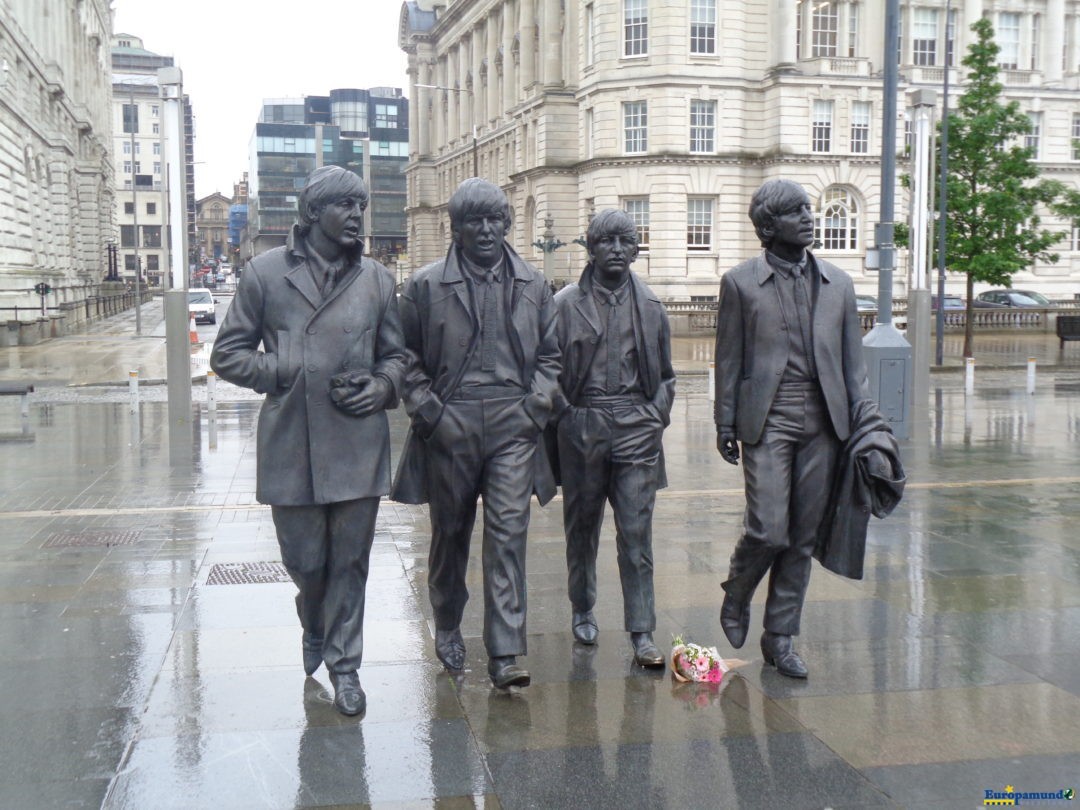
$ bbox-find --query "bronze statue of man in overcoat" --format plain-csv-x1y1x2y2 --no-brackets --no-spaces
211,166,406,714
551,209,675,668
392,178,560,689
714,179,873,679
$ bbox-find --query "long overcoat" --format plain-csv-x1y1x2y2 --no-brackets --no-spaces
210,228,406,506
549,267,676,487
390,243,560,505
713,251,870,444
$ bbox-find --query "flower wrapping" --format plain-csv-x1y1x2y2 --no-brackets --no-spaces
670,635,727,684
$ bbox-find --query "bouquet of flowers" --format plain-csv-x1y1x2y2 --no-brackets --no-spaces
670,635,726,684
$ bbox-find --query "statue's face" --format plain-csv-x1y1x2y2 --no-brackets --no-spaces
314,194,365,249
455,210,508,267
768,195,815,251
589,229,638,283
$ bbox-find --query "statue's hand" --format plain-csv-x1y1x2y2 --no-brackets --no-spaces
717,428,740,466
330,373,391,417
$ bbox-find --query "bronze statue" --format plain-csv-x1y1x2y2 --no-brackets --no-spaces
392,178,561,689
211,166,406,714
713,178,875,679
550,209,675,668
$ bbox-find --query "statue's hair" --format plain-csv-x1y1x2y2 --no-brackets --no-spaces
448,178,511,234
586,208,639,253
297,166,369,231
748,179,809,248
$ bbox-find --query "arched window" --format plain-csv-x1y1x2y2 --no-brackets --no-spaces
815,186,859,251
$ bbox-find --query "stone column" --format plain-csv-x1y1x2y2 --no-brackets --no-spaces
542,0,562,86
487,13,500,123
1045,0,1065,83
503,0,517,111
408,62,421,156
447,49,459,142
520,0,536,91
435,57,447,150
418,59,432,155
774,0,797,67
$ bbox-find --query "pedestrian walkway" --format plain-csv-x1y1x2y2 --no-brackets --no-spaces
0,308,1078,808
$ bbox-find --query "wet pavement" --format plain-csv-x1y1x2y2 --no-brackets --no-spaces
1,304,1079,808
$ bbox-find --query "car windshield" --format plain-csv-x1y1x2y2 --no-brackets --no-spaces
188,291,213,304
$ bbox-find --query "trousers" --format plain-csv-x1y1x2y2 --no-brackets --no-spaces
722,383,839,636
271,497,379,674
425,393,538,657
558,399,663,632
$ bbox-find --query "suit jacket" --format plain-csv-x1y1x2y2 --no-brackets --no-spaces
390,242,561,505
548,266,676,487
713,251,870,444
210,227,406,506
815,399,906,579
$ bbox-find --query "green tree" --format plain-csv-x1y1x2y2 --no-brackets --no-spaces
927,17,1064,358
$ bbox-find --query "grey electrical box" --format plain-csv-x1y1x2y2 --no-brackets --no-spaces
863,324,912,440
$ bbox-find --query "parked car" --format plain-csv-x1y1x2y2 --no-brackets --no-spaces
856,294,878,312
187,289,216,324
976,289,1051,308
931,294,966,310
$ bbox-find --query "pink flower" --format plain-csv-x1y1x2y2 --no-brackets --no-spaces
695,655,709,672
705,665,723,683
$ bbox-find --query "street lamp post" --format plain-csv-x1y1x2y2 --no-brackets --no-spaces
531,216,565,285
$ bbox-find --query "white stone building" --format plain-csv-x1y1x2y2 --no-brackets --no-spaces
0,0,114,313
399,0,1080,299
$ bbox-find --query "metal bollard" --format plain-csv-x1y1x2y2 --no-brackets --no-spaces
707,362,715,401
1026,357,1036,395
964,357,974,396
128,369,139,413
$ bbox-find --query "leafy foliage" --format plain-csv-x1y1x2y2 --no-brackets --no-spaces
909,18,1067,356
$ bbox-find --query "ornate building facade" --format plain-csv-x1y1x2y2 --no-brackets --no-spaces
399,0,1080,299
0,0,114,311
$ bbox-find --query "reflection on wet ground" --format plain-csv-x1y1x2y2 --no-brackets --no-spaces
1,349,1078,807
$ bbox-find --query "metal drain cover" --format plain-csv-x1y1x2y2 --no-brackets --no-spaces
43,530,142,548
205,561,292,585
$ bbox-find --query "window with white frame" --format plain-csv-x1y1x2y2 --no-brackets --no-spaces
152,142,160,155
624,0,648,57
1072,219,1080,251
1025,112,1042,158
153,161,161,174
123,160,132,174
1030,14,1040,71
1072,114,1080,160
122,141,131,154
690,0,717,55
847,3,859,57
850,101,870,153
690,100,716,153
946,7,957,66
912,7,938,66
812,2,839,57
687,198,713,250
623,101,647,153
812,99,833,152
997,12,1020,69
623,198,650,251
585,4,595,66
815,187,859,251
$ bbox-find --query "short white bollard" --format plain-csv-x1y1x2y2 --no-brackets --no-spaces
128,369,139,413
708,362,715,401
207,369,217,413
1026,357,1036,395
964,357,974,396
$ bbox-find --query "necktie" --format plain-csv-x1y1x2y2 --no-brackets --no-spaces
605,291,620,393
792,264,816,377
481,270,497,372
322,263,339,298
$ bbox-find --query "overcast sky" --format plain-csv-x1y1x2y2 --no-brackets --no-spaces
111,0,411,200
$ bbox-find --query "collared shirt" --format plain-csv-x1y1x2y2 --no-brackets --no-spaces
765,250,818,383
458,251,524,389
582,276,642,397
